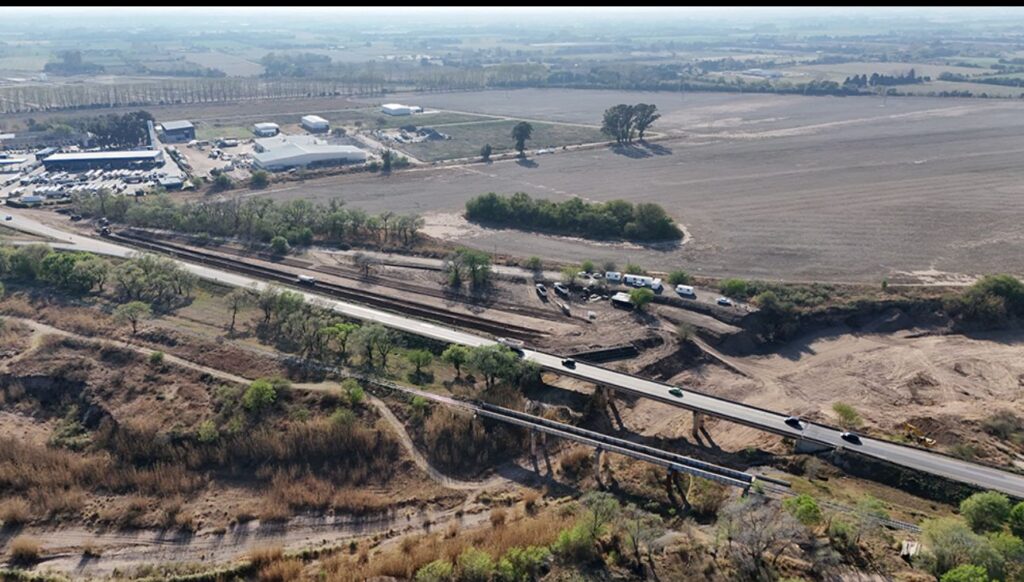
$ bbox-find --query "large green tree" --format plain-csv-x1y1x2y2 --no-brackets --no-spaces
511,121,533,157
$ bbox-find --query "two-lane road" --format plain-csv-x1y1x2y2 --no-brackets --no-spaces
5,211,1024,498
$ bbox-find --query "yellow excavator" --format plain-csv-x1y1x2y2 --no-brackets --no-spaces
901,422,936,447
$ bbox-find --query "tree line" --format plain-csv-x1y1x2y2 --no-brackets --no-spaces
843,69,925,87
465,192,683,242
601,103,660,144
0,244,196,313
73,194,425,250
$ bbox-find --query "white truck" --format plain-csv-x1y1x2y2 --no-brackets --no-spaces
297,274,317,286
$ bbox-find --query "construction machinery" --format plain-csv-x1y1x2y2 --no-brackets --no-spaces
901,422,936,448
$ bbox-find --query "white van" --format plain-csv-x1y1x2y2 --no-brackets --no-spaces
297,274,317,285
675,284,696,298
604,271,622,283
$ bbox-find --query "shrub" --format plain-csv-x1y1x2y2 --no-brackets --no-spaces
940,564,990,582
270,236,289,256
960,491,1011,533
525,256,542,273
250,171,270,190
668,270,692,285
552,523,599,563
243,379,277,413
457,547,495,582
196,419,219,444
783,494,822,525
832,402,862,429
211,173,233,192
340,378,365,406
558,448,593,480
629,287,654,311
148,351,165,366
496,545,550,582
490,507,508,528
416,559,455,582
9,536,41,565
1010,501,1024,538
719,278,748,298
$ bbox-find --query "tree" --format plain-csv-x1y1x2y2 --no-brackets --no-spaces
960,492,1011,533
249,171,269,189
113,301,152,335
832,402,862,429
480,143,492,162
718,495,808,581
629,287,654,311
441,344,470,378
351,324,395,369
561,265,579,285
619,504,665,569
407,349,433,380
920,517,1004,580
242,378,276,413
225,288,254,333
580,260,595,274
602,104,636,144
352,252,376,277
468,344,519,389
381,148,393,173
668,270,692,286
450,247,492,289
1009,501,1024,538
581,491,621,540
633,103,661,140
941,564,990,582
323,322,358,363
511,121,533,157
270,236,289,256
783,494,823,526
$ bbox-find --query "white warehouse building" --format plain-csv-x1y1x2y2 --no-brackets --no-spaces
253,122,280,137
252,134,367,171
300,115,330,133
381,103,422,116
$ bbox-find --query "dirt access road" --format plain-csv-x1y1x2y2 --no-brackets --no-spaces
255,91,1024,284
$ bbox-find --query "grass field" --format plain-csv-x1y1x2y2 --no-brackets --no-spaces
194,123,256,141
0,55,48,72
182,51,265,77
397,120,606,162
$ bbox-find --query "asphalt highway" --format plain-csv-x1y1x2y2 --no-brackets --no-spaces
6,211,1023,498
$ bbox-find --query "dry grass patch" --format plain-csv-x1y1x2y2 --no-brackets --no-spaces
258,557,304,582
8,535,41,565
0,498,30,526
320,509,572,581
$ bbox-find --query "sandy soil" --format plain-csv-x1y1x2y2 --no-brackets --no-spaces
670,326,1024,462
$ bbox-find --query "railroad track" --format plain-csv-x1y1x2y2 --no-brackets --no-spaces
107,230,544,341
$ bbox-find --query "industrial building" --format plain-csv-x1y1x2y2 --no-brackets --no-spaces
252,134,366,171
41,150,164,172
253,122,280,137
0,130,93,150
381,103,422,116
0,156,28,173
300,115,330,133
159,120,195,142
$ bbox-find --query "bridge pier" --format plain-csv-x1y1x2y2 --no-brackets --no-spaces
794,438,833,454
691,412,705,439
594,447,604,488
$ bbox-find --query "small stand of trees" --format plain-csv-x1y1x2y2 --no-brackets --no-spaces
511,121,533,157
601,103,660,144
465,192,682,242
